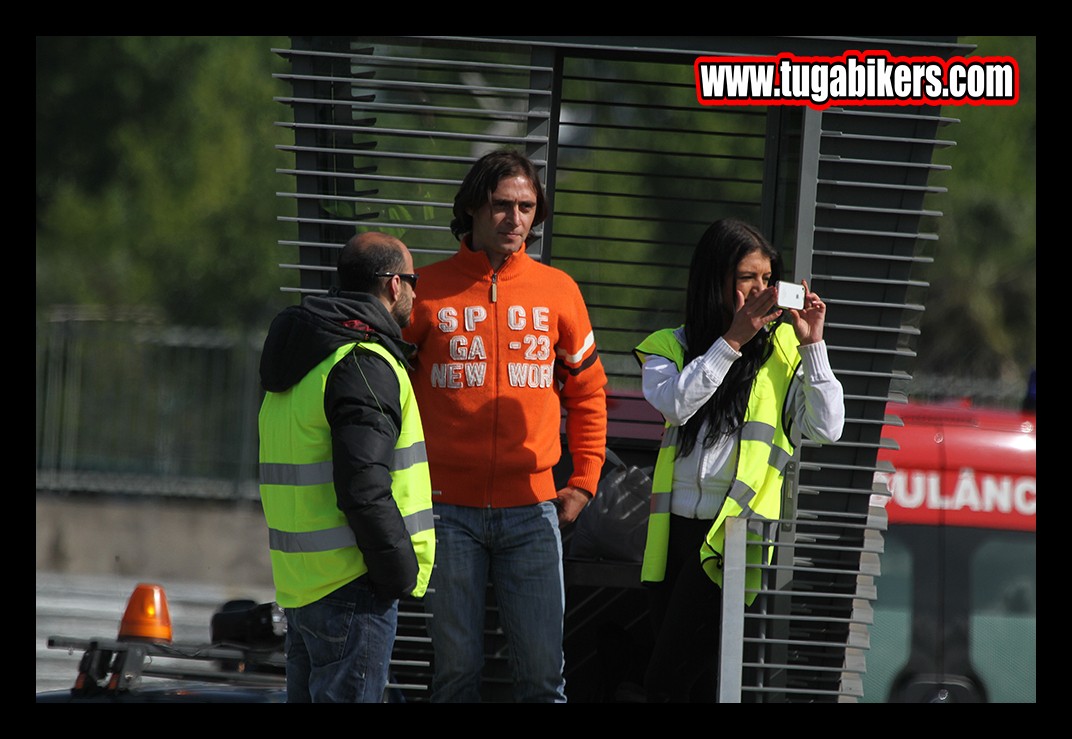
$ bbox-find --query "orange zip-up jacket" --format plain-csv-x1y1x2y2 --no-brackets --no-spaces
403,240,607,508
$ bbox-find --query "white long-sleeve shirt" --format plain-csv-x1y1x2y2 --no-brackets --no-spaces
641,328,845,520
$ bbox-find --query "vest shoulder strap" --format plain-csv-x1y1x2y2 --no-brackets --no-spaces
634,327,685,370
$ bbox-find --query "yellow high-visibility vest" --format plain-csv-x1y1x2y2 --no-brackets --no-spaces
634,323,799,604
259,341,435,608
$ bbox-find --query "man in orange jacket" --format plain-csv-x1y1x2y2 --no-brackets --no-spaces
404,149,608,702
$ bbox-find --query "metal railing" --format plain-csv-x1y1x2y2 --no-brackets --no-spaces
36,312,264,501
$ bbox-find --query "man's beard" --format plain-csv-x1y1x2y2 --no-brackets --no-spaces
391,293,413,328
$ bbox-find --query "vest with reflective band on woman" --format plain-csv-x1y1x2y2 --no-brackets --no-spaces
258,341,435,608
635,322,799,605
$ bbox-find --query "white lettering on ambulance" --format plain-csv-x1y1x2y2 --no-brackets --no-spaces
1015,478,1036,515
891,470,932,509
887,468,1036,516
951,467,983,512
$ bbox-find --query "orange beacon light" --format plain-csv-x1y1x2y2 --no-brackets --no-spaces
117,583,173,643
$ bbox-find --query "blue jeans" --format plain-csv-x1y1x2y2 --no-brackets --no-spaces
284,575,399,703
426,501,566,703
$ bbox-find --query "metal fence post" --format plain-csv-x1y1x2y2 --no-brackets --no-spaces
719,515,748,703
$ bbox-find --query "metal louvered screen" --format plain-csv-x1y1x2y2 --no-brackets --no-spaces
273,35,967,703
765,99,961,702
275,37,556,290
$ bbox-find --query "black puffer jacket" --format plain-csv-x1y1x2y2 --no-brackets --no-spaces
260,288,420,600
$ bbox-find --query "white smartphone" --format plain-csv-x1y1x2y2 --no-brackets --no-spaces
776,281,805,310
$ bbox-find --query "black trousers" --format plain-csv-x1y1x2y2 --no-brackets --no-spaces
644,514,760,703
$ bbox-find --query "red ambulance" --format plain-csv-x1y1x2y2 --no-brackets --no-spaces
864,399,1036,702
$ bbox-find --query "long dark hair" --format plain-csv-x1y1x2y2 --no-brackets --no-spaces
676,218,782,458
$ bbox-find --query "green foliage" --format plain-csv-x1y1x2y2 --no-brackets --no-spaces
35,36,1036,388
917,36,1036,383
36,36,298,330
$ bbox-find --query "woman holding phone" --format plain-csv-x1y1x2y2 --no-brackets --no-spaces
634,218,845,702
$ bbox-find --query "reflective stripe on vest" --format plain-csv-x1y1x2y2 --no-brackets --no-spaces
258,340,435,607
635,324,799,605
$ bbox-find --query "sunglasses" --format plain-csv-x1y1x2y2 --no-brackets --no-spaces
376,272,419,288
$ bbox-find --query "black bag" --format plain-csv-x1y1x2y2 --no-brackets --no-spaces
568,448,653,563
211,599,285,648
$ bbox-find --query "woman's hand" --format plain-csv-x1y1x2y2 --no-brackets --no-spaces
723,285,782,352
785,280,826,345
